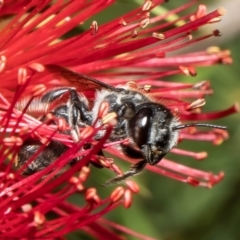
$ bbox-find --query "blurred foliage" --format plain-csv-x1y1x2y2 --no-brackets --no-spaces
67,1,240,240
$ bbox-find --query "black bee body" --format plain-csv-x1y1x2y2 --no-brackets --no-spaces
17,65,226,184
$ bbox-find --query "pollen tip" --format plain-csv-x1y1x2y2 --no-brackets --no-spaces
110,186,124,202
29,63,45,72
207,183,213,189
69,176,79,184
193,81,210,90
80,126,94,139
4,207,12,215
152,32,165,40
34,211,46,225
219,171,225,179
126,81,137,89
124,189,132,208
119,18,127,26
131,29,138,38
213,137,224,145
139,18,150,29
31,84,47,97
196,152,208,160
77,183,84,191
18,67,28,86
234,102,240,113
90,20,98,35
206,46,220,54
98,101,110,118
186,98,205,110
218,7,226,16
142,0,152,12
79,166,90,182
0,55,7,72
7,173,15,180
21,204,32,213
126,180,140,193
85,188,97,201
102,112,118,126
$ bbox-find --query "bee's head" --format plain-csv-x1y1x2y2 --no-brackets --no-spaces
129,103,179,165
129,103,227,165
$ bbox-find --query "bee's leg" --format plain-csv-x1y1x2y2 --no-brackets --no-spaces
66,89,91,142
103,160,147,186
41,87,92,141
108,101,136,141
117,101,135,119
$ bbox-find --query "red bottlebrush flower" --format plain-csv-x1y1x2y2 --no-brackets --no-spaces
0,0,32,16
0,0,238,238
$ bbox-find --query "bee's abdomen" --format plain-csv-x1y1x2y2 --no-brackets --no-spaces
17,139,67,175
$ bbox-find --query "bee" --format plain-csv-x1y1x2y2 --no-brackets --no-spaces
17,65,227,185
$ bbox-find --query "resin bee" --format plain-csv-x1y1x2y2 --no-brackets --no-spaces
17,65,227,185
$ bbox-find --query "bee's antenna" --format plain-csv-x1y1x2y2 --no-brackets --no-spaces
173,123,227,131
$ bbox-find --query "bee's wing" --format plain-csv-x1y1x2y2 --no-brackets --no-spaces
46,64,119,92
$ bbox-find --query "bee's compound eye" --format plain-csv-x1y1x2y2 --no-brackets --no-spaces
130,108,153,148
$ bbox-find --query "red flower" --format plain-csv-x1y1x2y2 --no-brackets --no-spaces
0,0,237,238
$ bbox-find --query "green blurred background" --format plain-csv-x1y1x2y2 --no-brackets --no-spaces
68,1,240,239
